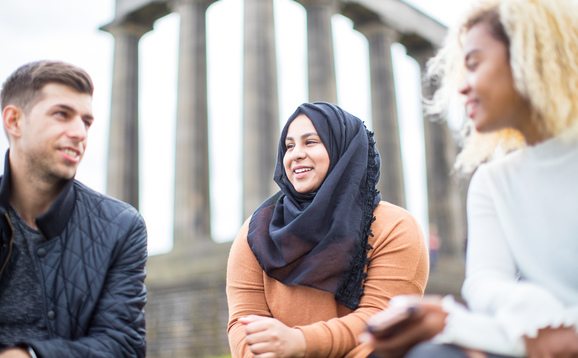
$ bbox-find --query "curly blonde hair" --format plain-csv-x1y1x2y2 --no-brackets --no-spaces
426,0,578,172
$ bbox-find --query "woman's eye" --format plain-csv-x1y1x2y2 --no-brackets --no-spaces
286,143,294,149
306,140,317,145
465,60,478,71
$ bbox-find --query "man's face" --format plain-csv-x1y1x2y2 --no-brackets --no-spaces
16,83,93,183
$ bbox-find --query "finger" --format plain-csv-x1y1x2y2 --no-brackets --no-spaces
359,332,374,344
244,318,278,335
247,341,275,356
245,329,276,346
253,353,277,358
389,294,424,307
239,315,268,324
367,305,415,327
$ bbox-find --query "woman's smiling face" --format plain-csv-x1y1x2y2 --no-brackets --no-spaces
283,114,330,194
459,22,533,136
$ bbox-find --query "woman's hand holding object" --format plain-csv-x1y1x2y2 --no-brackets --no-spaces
362,295,447,358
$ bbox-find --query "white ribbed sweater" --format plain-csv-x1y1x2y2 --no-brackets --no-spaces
436,135,578,356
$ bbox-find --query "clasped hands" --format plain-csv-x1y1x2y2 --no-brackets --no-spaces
240,315,306,358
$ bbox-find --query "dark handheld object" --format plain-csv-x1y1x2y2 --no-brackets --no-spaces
367,306,419,339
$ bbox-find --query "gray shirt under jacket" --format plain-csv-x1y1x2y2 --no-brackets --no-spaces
0,208,49,348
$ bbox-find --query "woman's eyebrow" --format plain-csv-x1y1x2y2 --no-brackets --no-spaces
464,48,481,63
285,132,319,141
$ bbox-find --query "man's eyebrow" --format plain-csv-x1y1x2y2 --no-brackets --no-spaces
52,104,75,112
52,104,94,121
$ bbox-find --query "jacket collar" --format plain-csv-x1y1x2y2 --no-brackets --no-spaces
0,150,76,240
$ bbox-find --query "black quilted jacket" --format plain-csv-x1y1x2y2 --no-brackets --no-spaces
0,156,147,357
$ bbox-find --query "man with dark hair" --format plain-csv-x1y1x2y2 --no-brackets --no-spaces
0,61,147,358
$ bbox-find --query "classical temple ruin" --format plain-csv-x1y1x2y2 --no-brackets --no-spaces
101,0,467,356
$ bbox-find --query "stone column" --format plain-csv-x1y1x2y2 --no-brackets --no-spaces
243,0,280,219
355,21,406,208
172,0,217,247
295,0,338,103
405,39,466,257
102,21,152,209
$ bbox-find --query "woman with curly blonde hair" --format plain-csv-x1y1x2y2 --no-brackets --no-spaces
364,0,578,357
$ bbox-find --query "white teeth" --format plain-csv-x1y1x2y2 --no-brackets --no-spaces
63,148,78,157
294,168,312,174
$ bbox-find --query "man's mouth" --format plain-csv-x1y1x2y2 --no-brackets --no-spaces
61,148,80,159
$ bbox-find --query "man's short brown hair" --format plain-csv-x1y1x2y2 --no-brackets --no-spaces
0,60,94,113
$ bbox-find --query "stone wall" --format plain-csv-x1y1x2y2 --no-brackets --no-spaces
146,277,230,357
144,241,232,357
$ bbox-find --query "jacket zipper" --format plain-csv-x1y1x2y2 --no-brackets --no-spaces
0,212,15,277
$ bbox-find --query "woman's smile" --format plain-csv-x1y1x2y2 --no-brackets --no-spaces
293,166,313,178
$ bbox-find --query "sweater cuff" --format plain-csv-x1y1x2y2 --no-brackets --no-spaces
297,325,330,357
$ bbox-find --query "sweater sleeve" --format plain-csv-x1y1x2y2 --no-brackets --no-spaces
297,203,429,358
436,167,578,356
226,218,271,358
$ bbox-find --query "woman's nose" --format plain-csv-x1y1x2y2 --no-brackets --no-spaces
290,145,306,160
458,76,471,96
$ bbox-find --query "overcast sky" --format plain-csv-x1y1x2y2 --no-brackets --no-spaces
0,0,474,255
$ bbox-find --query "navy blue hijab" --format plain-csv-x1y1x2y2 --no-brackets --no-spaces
247,102,381,309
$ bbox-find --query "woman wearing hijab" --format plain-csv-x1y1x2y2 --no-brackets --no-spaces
366,0,578,357
226,102,429,358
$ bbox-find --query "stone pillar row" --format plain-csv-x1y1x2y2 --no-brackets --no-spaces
103,0,216,247
354,20,406,208
102,21,152,210
405,41,467,256
242,0,281,219
105,0,466,251
172,0,217,247
295,0,338,104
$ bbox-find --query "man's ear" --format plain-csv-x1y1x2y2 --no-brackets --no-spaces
3,105,24,139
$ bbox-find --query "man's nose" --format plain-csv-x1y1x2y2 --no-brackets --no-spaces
67,116,88,140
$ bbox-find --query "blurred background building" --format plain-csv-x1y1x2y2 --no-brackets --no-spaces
101,0,468,356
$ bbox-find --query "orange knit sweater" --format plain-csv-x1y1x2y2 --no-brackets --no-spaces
226,202,429,358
